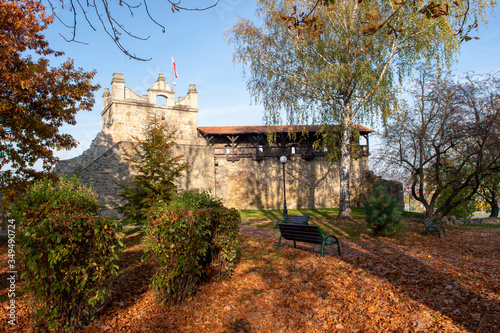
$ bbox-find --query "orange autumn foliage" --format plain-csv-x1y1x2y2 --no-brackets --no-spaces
0,0,99,201
2,219,499,332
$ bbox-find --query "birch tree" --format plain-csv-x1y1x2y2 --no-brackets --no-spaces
228,0,495,219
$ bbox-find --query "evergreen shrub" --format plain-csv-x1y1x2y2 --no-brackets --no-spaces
117,121,189,225
8,175,123,331
365,185,404,236
147,191,241,304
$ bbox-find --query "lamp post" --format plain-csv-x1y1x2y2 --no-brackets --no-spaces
404,187,408,212
407,187,412,212
280,155,288,219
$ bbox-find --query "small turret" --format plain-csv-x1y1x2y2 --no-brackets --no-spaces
187,84,198,109
102,88,111,109
111,73,125,100
101,73,199,145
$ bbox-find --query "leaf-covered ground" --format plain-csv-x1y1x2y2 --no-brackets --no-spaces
1,219,499,332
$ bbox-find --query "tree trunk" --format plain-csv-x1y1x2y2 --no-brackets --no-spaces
487,188,499,218
337,112,353,220
490,203,499,218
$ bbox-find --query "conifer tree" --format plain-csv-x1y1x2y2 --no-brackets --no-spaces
365,185,404,236
117,118,189,225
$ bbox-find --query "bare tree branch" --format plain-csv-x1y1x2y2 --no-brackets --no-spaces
377,69,500,220
46,0,219,61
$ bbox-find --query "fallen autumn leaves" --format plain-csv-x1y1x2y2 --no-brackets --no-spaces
1,219,499,332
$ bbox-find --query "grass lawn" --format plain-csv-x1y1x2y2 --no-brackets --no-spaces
239,207,367,221
239,208,427,238
239,207,425,222
1,213,499,332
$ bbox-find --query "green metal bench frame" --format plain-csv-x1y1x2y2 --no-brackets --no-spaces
277,223,341,256
274,214,309,229
423,217,445,238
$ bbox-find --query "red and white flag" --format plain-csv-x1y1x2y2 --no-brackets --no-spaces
172,55,178,78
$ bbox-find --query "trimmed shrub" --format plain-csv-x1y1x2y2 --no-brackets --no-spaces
147,191,240,304
8,175,123,331
365,185,404,236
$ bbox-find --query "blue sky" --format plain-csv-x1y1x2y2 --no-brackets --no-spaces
43,1,499,161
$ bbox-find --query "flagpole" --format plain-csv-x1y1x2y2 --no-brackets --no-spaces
171,54,177,89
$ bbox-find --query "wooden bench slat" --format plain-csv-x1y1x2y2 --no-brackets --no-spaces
281,234,323,244
283,231,322,238
274,214,309,228
422,217,445,238
277,223,341,256
280,230,322,239
279,225,323,241
280,225,319,232
283,232,321,239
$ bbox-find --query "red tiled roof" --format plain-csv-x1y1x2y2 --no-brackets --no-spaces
197,124,374,135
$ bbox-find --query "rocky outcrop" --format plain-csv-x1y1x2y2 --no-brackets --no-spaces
361,170,404,210
440,215,500,225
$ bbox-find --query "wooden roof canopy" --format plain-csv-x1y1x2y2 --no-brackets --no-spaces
197,124,374,136
197,125,373,161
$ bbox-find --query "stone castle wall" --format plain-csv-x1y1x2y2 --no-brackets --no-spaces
214,155,369,210
53,73,392,218
57,140,372,216
56,140,216,217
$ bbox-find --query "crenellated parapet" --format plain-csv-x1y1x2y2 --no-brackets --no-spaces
101,73,199,144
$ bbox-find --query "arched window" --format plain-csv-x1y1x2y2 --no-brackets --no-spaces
156,95,167,105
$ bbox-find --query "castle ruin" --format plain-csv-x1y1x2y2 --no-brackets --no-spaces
56,73,384,217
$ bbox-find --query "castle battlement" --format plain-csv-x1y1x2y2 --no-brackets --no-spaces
100,73,199,144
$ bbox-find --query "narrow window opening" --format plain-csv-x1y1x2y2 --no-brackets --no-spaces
156,95,167,105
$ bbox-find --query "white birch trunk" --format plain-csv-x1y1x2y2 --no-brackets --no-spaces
338,107,353,219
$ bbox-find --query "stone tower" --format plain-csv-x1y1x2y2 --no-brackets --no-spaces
101,73,199,144
54,73,211,216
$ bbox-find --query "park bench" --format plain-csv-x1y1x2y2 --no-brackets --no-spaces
274,214,309,229
422,217,446,238
277,224,341,256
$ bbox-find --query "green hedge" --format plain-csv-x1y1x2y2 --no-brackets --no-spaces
9,175,123,331
147,191,241,304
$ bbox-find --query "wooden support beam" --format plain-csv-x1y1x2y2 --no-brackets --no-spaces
226,135,240,162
